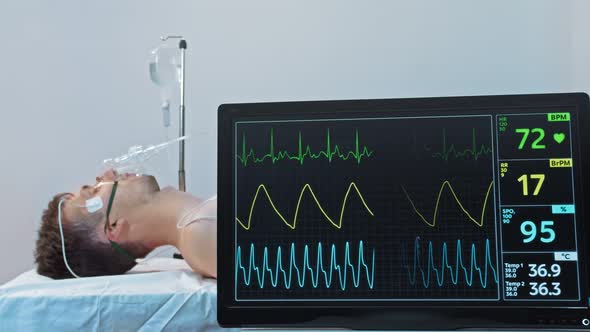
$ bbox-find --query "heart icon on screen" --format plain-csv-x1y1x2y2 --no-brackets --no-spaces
553,133,566,144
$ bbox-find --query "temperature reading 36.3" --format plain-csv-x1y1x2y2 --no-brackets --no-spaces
529,282,561,296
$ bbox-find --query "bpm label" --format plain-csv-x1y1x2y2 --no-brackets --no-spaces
547,112,571,122
549,158,572,168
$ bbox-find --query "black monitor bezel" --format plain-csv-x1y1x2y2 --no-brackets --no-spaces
218,93,590,330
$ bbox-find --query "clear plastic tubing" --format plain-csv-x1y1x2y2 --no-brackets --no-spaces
102,136,188,176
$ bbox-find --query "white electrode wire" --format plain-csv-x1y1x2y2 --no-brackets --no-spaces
58,198,81,279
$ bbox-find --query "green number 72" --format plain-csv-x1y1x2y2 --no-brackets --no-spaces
515,128,546,150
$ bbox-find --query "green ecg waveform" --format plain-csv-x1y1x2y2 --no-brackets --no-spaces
426,128,492,162
237,128,373,166
236,182,374,230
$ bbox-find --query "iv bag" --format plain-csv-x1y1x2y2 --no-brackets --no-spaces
149,43,180,87
149,40,181,128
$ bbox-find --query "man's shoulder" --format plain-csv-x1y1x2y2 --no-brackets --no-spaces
179,219,217,245
177,218,217,278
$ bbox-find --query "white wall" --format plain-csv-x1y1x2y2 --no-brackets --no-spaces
572,0,590,92
0,0,587,283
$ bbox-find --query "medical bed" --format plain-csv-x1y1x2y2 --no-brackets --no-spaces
0,258,237,331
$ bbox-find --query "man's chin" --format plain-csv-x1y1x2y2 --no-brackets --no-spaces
145,175,160,192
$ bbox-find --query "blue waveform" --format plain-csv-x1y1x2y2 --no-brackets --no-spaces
235,241,375,290
401,237,498,288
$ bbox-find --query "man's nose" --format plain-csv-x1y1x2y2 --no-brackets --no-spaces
80,185,94,198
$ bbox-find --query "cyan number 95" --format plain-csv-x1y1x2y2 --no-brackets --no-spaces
520,220,556,243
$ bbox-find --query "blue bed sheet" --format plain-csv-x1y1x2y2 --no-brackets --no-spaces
0,266,237,331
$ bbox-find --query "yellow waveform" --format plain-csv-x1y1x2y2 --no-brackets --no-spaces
236,182,374,230
401,180,494,227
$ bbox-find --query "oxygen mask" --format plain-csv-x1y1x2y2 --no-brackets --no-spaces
100,135,188,181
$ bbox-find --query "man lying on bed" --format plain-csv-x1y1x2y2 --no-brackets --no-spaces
34,169,216,279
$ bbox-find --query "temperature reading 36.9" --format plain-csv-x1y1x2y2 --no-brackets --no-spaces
528,263,560,277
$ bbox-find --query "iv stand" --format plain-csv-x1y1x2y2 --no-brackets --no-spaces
178,39,187,192
160,35,187,192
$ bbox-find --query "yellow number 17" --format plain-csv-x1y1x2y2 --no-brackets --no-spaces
517,174,545,196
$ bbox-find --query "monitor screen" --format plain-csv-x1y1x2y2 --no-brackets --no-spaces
218,93,590,330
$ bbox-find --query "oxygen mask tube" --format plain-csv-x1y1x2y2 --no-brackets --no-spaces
102,136,188,178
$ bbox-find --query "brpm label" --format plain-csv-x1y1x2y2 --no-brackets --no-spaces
549,158,572,168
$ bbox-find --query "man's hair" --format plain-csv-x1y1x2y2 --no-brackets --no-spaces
35,193,146,279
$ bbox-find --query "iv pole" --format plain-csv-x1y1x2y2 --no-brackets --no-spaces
160,35,187,192
178,38,187,192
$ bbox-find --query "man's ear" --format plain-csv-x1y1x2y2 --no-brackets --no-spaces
106,218,128,242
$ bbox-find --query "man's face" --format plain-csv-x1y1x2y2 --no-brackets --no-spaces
64,169,160,224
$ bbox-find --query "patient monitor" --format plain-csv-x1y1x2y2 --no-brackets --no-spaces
217,93,590,330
